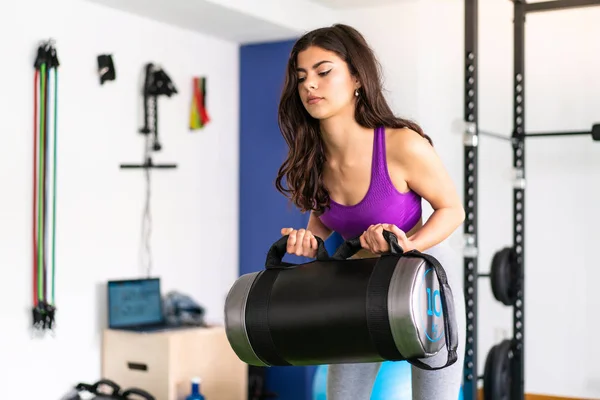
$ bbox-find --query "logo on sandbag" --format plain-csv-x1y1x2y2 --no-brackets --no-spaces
418,268,444,342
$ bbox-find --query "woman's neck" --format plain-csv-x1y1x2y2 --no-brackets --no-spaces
319,117,372,162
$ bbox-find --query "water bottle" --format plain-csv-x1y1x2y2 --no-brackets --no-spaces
185,377,205,400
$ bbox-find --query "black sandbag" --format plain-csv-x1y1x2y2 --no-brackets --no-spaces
224,231,458,371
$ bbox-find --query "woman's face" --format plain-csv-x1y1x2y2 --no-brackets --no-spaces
296,46,359,120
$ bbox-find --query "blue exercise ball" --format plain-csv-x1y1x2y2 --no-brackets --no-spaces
370,361,412,399
312,361,464,399
312,365,328,400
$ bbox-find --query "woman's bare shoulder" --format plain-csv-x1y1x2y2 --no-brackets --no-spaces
385,127,433,165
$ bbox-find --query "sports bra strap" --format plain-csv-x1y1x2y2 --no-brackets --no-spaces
371,125,388,184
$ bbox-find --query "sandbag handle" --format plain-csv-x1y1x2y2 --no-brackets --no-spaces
331,230,403,260
91,379,121,395
122,388,156,400
264,234,330,269
404,250,459,371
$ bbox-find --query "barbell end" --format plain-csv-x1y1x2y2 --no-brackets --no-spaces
592,124,600,141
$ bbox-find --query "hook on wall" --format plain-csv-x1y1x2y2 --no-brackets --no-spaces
139,62,178,153
120,62,178,170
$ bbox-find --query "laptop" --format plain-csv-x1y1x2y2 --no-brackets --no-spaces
107,277,173,332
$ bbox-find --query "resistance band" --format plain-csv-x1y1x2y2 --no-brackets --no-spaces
189,77,210,130
32,40,59,333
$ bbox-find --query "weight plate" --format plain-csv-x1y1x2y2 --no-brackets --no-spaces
490,248,509,305
483,339,513,400
490,247,516,306
483,344,497,400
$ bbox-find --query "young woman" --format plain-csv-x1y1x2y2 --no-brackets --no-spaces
275,24,466,399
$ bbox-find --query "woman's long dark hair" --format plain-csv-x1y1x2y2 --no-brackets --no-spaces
275,24,432,214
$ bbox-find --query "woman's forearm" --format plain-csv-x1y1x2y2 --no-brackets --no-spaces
408,206,465,252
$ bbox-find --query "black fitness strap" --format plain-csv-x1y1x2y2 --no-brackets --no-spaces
366,254,406,361
244,270,291,366
404,250,459,371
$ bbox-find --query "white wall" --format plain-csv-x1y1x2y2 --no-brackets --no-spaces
0,0,239,398
341,1,600,398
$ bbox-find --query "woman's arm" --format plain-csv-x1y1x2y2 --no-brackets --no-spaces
391,129,465,252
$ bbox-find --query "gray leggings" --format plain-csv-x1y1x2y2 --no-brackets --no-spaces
327,241,467,400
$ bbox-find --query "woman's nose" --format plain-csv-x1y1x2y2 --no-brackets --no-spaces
304,78,317,91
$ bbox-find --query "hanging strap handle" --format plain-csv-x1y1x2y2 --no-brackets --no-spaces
264,234,330,269
403,250,459,371
331,230,403,260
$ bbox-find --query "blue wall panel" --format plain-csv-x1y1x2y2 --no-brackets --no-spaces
239,39,309,276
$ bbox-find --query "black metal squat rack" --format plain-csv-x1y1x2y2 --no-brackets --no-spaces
462,1,600,399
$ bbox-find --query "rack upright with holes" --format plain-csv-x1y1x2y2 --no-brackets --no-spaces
462,1,479,399
462,0,526,397
463,1,600,400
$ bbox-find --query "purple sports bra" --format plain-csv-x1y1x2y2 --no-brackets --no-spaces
318,125,422,240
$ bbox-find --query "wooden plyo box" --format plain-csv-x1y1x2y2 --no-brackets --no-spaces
101,326,247,400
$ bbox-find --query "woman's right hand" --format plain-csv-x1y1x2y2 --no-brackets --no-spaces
280,227,319,258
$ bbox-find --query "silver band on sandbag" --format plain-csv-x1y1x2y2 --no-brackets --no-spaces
387,257,445,359
224,272,269,367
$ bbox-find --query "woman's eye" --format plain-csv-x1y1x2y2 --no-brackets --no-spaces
297,70,330,83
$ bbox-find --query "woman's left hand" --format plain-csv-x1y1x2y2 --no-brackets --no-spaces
359,223,413,254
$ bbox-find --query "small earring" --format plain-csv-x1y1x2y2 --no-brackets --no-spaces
355,89,359,97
